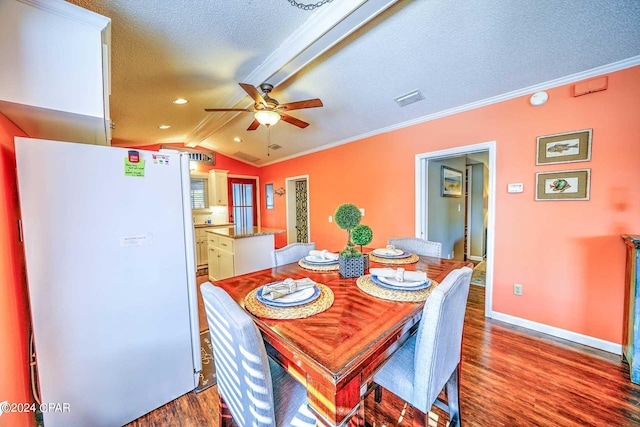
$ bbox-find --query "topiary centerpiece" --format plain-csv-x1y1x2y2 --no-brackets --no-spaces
352,224,373,271
334,203,366,278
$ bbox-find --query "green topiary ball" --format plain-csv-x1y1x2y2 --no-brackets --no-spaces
352,224,373,247
334,203,361,230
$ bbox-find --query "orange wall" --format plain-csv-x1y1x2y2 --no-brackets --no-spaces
260,65,640,345
0,113,35,427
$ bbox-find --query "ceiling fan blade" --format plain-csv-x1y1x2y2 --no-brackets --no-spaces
247,119,260,131
204,108,252,112
239,83,267,107
278,99,323,111
280,113,309,129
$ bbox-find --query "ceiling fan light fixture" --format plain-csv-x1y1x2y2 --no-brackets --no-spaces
254,110,281,127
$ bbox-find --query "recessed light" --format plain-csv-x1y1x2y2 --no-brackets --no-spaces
173,98,188,105
158,125,171,129
233,137,243,143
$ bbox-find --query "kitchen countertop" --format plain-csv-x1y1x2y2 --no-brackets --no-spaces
194,222,234,228
206,226,285,239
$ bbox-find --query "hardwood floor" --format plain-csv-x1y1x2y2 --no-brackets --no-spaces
127,283,640,427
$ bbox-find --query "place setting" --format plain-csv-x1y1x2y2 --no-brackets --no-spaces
244,277,334,319
356,267,437,302
369,245,420,265
298,249,340,271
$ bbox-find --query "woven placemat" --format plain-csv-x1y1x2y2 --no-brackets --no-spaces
298,259,340,271
356,275,439,302
244,283,334,319
369,253,419,265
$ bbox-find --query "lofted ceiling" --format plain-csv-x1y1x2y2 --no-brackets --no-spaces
67,0,640,166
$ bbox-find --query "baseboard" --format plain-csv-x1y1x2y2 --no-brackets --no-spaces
489,311,622,355
468,255,484,262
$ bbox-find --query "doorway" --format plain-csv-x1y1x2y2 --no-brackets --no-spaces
228,177,257,228
285,175,310,244
416,141,496,317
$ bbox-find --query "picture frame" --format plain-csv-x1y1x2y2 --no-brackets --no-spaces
265,183,274,209
441,166,463,198
535,169,591,201
536,129,592,165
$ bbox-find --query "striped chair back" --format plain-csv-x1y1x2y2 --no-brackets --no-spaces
200,282,276,427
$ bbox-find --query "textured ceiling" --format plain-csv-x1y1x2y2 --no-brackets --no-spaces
67,0,640,165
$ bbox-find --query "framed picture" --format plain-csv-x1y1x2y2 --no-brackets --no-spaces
535,169,591,201
441,166,463,198
265,183,274,209
536,129,592,165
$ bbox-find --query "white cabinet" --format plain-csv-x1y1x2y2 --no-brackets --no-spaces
207,233,234,281
194,228,208,268
208,170,229,206
0,0,112,145
207,230,274,281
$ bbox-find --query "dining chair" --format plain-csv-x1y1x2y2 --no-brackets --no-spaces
371,266,473,427
200,282,317,427
387,237,442,258
272,242,316,267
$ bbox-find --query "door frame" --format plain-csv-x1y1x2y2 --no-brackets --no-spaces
285,175,310,244
228,174,260,227
415,141,496,317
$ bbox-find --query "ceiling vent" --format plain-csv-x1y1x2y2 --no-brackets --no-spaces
160,146,215,164
394,89,425,107
268,144,282,150
233,151,261,162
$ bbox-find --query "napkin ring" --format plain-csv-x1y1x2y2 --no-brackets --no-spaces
395,267,405,282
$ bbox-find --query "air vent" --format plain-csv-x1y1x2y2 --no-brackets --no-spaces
394,89,425,107
268,144,282,150
233,151,261,162
160,146,215,164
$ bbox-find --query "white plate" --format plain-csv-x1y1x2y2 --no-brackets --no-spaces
378,276,426,288
256,283,321,307
373,248,405,257
304,255,339,264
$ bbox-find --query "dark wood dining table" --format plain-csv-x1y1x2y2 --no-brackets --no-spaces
212,254,468,426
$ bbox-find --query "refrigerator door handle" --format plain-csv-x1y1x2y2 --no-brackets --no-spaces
179,153,203,386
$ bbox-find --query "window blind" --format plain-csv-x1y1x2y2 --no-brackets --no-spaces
190,178,209,209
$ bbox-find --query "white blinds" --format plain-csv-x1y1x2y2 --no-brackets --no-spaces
190,178,209,209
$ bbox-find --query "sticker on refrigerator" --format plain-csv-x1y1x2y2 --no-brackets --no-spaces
120,234,152,247
152,154,170,165
124,158,145,177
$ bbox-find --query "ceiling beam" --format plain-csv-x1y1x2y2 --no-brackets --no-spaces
186,0,399,148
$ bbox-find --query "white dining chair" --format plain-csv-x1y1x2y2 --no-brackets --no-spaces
371,266,472,427
388,237,442,258
272,242,316,267
200,282,317,427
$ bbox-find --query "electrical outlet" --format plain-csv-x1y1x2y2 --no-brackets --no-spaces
514,283,523,296
328,215,332,223
359,208,365,216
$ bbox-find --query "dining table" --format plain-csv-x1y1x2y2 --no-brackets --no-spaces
211,252,469,426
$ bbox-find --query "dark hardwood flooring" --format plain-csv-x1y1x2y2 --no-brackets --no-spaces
127,279,640,427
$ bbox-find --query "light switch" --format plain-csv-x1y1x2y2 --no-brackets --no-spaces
328,215,332,223
508,183,524,193
359,208,365,216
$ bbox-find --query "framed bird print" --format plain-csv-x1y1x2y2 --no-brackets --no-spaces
535,169,591,201
536,129,592,165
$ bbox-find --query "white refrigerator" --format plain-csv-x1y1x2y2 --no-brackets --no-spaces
15,137,202,427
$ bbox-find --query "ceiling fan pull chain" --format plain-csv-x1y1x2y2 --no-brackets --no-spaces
287,0,333,11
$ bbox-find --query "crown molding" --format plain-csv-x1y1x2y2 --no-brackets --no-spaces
258,56,640,167
18,0,110,29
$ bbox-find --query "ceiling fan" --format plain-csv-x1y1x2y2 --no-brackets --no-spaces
205,83,323,131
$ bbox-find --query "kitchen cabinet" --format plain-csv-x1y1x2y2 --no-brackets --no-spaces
208,170,229,206
207,227,280,281
0,0,112,145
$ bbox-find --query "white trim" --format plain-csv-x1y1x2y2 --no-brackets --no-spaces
466,165,473,259
490,311,622,355
415,141,497,316
285,175,310,245
468,255,484,262
259,55,640,167
19,0,111,29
